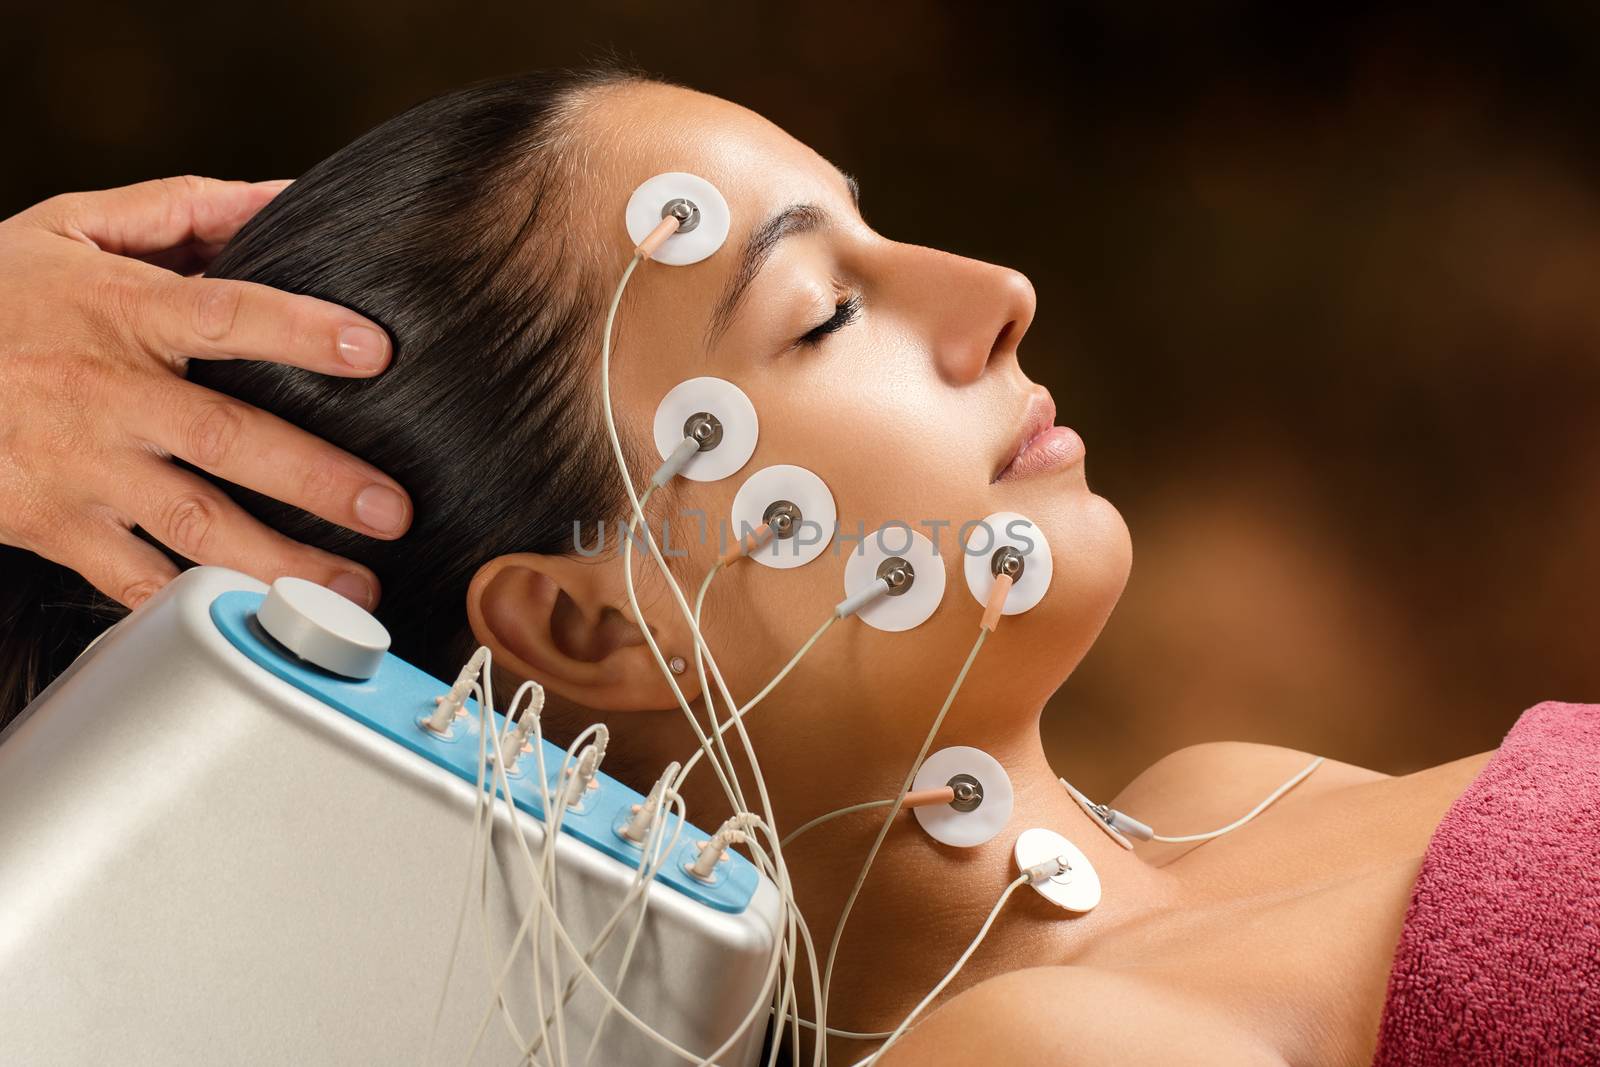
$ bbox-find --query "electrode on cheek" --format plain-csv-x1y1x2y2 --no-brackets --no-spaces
729,465,837,569
624,172,731,265
839,527,947,631
651,377,759,482
963,511,1054,615
910,746,1015,848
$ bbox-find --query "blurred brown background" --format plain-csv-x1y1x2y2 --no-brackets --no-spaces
5,1,1597,796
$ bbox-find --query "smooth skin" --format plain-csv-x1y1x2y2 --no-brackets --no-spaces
451,81,1498,1065
0,176,413,611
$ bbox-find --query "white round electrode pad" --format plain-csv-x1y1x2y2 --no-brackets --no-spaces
257,576,391,680
624,172,731,266
911,746,1014,848
841,526,947,632
1014,827,1101,913
652,376,759,482
729,464,837,569
963,511,1054,615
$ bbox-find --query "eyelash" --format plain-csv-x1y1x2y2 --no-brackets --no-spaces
796,293,863,348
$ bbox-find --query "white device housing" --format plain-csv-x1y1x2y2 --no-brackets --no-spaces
0,567,782,1066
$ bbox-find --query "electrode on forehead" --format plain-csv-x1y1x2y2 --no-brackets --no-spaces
841,526,946,631
963,511,1053,616
652,377,758,482
729,465,836,569
1014,827,1101,913
911,746,1014,848
624,172,731,265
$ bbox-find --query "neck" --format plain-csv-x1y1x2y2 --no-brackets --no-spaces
766,719,1177,1061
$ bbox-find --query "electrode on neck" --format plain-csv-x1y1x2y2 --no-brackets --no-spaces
910,747,1014,847
1014,827,1101,912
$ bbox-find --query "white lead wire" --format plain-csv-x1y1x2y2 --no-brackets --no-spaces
1151,755,1325,843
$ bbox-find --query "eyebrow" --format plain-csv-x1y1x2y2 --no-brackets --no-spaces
702,168,862,352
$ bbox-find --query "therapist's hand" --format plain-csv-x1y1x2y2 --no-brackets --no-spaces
0,176,412,611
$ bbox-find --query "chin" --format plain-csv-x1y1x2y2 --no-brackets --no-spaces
1035,491,1132,670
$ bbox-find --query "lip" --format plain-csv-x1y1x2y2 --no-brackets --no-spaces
993,387,1085,483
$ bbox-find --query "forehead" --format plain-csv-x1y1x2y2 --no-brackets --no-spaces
567,81,856,247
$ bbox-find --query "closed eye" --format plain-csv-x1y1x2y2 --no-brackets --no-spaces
794,293,863,349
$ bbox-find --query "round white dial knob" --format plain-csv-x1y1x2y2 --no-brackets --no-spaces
256,576,390,680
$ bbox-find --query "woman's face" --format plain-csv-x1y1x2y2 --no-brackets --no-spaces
533,82,1130,787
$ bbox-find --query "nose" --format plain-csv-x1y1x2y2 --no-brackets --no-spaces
886,243,1037,385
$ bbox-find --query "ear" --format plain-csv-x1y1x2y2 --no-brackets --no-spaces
464,552,699,712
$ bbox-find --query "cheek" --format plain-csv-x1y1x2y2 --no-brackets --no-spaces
742,350,989,532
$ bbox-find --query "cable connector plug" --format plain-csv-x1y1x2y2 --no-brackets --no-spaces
834,576,891,620
635,212,683,260
617,760,682,845
558,727,608,809
685,815,751,882
719,522,773,567
650,434,700,488
421,646,489,734
498,680,546,773
1023,854,1071,884
980,572,1015,633
1101,806,1154,841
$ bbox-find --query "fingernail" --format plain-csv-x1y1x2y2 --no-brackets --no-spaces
329,572,374,610
254,178,294,191
337,325,390,372
354,484,409,536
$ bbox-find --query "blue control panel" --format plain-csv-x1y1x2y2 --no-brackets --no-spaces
209,590,758,914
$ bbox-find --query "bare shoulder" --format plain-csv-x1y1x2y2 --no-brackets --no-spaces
1109,740,1388,817
877,965,1287,1067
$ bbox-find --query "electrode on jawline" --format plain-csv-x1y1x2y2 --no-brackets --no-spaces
963,511,1053,616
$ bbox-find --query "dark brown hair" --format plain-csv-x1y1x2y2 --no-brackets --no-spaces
0,61,663,728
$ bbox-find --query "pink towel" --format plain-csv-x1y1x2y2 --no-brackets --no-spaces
1372,701,1600,1066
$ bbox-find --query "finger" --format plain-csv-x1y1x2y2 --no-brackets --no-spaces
134,237,232,275
134,268,391,377
113,455,382,610
44,175,291,258
37,516,181,611
129,378,413,543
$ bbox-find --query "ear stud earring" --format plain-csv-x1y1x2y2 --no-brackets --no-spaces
668,656,687,675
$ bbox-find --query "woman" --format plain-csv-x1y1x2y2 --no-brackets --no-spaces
2,64,1593,1065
